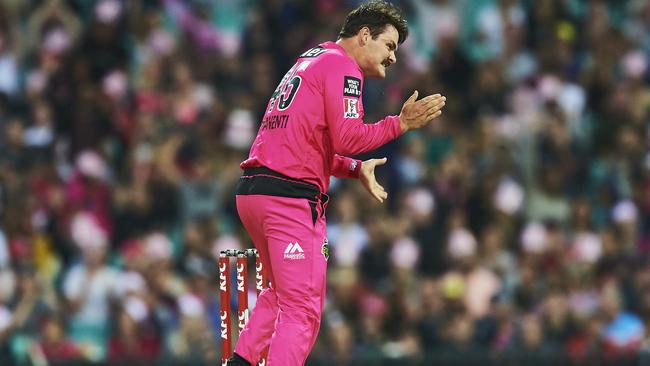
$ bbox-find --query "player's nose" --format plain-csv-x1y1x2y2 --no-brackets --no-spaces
389,51,396,64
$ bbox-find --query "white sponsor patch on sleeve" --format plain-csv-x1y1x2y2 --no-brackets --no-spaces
343,98,360,118
349,160,357,172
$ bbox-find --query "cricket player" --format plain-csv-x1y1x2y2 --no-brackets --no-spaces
228,1,446,365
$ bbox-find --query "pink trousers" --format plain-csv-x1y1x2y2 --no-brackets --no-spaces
234,194,328,366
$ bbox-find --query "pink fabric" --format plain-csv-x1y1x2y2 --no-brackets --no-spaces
241,41,402,192
331,154,361,179
234,194,328,366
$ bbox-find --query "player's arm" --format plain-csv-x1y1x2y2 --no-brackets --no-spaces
323,65,401,156
331,154,362,178
323,64,445,155
331,154,388,203
331,153,388,202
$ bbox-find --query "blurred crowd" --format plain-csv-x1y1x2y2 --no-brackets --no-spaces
1,0,650,365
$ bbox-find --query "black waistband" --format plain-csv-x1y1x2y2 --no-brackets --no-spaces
236,167,321,201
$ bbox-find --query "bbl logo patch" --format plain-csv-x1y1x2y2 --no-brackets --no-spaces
321,238,330,261
343,76,361,97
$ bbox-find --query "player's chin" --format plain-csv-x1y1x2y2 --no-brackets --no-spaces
365,65,386,79
376,65,387,78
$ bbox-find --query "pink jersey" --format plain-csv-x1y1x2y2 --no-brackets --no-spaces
240,41,402,193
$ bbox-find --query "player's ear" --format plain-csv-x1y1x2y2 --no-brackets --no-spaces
358,26,370,46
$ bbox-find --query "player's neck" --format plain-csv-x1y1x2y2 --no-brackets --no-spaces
335,39,361,68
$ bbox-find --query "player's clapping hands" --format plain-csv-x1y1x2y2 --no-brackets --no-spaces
398,91,446,133
360,157,389,203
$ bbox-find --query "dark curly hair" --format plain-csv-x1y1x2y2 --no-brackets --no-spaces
338,1,409,45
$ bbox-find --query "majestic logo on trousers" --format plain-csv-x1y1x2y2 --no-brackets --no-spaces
284,242,305,260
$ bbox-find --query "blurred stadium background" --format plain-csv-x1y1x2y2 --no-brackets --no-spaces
1,0,650,365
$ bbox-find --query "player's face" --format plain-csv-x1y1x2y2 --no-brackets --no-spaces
359,25,399,79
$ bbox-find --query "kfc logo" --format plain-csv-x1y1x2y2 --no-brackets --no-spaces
343,98,359,118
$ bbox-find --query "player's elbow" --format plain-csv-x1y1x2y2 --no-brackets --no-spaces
332,138,364,156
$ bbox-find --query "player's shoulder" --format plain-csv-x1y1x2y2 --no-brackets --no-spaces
297,44,334,59
298,42,358,73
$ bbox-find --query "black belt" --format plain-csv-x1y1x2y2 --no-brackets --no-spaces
236,167,329,224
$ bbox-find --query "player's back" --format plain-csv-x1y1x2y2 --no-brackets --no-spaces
241,41,364,192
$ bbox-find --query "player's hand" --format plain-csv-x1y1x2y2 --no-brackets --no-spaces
360,157,388,203
398,91,446,133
